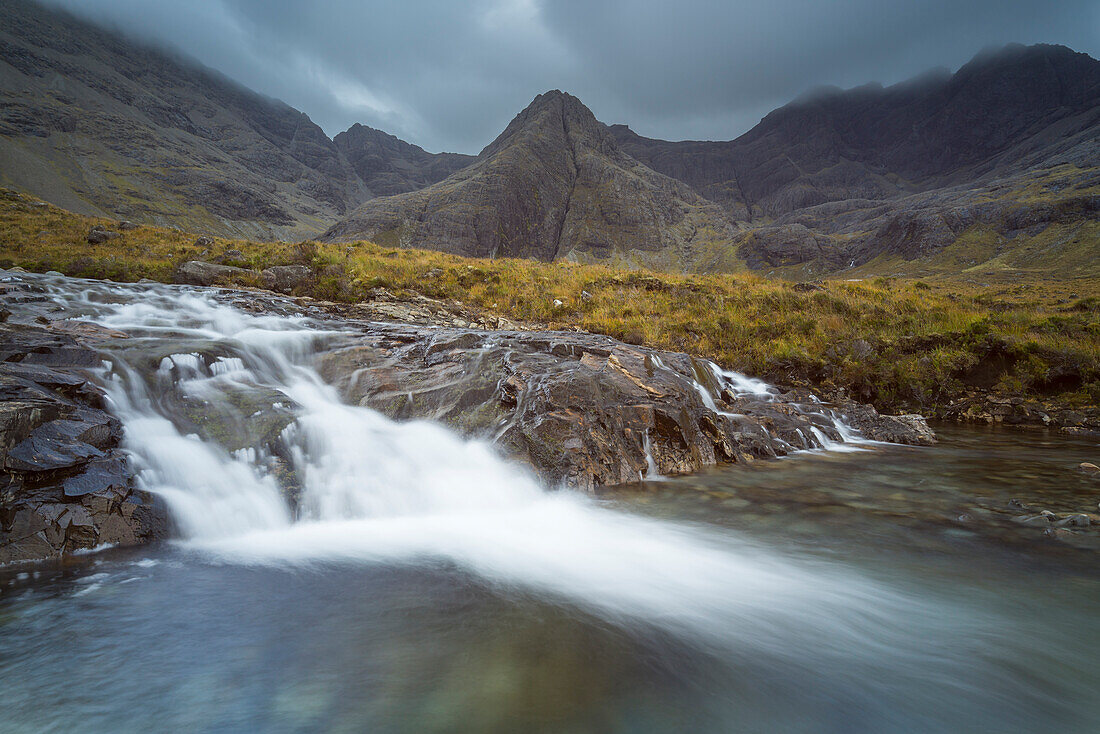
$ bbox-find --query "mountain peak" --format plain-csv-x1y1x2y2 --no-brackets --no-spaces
323,90,735,267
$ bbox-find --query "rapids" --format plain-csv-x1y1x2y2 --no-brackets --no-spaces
3,273,1097,732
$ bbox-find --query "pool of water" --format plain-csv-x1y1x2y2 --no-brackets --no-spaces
3,426,1098,734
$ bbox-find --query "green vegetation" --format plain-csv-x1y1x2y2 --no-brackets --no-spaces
2,188,1098,417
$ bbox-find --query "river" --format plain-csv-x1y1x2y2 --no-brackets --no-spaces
1,275,1098,733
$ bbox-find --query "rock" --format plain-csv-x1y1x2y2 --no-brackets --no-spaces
194,236,216,248
837,408,936,446
792,282,826,292
1079,462,1100,475
581,290,593,302
260,265,311,293
87,226,121,244
173,260,251,287
117,220,138,230
316,323,935,491
223,249,244,261
0,322,169,564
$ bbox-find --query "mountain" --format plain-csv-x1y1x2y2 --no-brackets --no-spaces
610,44,1100,275
2,0,1096,276
334,124,475,198
322,91,739,270
0,0,469,240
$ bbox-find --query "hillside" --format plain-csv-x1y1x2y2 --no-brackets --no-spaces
334,124,475,198
0,0,467,240
322,91,739,271
610,44,1100,275
3,187,1098,427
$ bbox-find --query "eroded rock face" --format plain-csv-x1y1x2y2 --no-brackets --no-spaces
316,325,935,492
0,298,169,564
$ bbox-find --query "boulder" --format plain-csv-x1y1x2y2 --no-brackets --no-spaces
87,226,121,244
261,265,311,293
173,260,251,286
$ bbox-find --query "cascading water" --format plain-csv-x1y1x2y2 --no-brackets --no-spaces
7,272,1047,724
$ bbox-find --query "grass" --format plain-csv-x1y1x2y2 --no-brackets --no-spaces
2,187,1098,417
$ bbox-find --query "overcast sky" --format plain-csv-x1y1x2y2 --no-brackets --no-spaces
42,0,1100,154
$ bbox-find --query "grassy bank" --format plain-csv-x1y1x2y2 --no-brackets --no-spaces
2,188,1098,418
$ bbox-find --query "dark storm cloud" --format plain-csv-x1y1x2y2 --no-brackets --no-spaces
41,0,1100,153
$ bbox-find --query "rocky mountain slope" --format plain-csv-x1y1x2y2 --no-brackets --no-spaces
611,44,1100,275
334,124,475,198
322,91,739,271
0,0,466,240
1,0,1095,276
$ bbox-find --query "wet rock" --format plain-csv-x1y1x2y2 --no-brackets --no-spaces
0,322,169,564
1079,462,1100,476
836,407,936,446
86,225,121,244
173,260,252,287
317,324,935,491
260,265,311,293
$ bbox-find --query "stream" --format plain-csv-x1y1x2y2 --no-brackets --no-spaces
1,276,1098,733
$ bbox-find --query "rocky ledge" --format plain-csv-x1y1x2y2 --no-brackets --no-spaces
313,322,935,492
0,291,169,564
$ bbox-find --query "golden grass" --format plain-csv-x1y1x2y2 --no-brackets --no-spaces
2,188,1098,414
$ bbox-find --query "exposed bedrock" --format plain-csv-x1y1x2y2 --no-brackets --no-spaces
316,324,934,492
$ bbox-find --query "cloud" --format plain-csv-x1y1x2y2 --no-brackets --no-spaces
40,0,1100,153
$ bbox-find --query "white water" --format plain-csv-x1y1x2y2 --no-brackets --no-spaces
12,273,1003,705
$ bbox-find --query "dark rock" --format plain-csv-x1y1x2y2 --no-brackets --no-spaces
62,455,129,498
835,407,936,445
173,260,252,287
316,322,935,491
0,321,169,564
117,220,138,230
87,226,121,244
261,265,311,293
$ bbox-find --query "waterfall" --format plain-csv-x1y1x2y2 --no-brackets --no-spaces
8,273,993,693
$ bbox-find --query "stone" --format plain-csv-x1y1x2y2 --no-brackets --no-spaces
87,226,121,244
0,321,169,563
117,220,138,230
173,260,251,287
63,455,130,498
260,265,311,293
194,236,216,248
317,322,935,492
1079,462,1100,475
